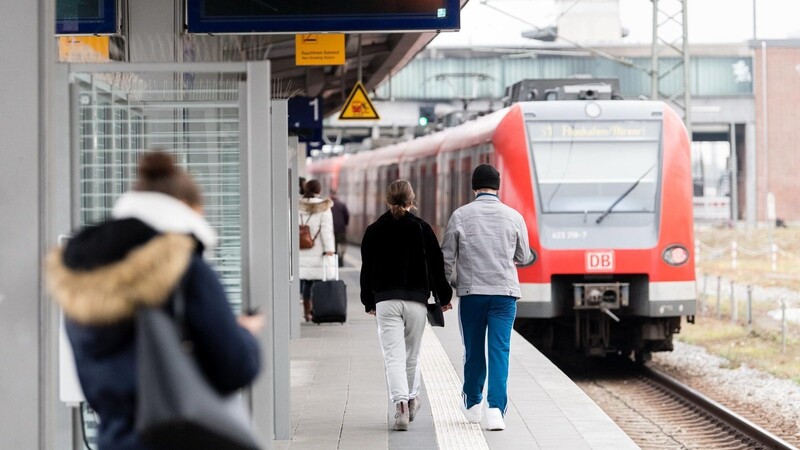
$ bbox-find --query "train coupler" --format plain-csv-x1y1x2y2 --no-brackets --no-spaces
573,282,629,310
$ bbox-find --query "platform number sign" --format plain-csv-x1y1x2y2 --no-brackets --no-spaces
288,96,323,148
586,251,615,272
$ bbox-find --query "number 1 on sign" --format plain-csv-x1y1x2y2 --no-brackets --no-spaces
309,97,319,121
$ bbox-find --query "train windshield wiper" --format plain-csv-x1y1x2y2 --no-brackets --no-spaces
595,164,655,224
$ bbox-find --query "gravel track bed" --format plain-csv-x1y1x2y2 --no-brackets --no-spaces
652,341,800,447
574,374,765,449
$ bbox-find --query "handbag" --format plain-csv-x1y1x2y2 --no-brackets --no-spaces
418,222,445,327
426,291,445,328
135,289,261,450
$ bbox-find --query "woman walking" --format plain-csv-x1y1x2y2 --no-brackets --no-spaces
298,179,335,322
46,151,263,450
360,180,453,431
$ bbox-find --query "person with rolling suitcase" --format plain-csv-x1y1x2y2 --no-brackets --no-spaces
298,179,335,322
360,180,453,431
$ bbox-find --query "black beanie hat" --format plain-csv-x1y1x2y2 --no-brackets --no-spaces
471,164,501,190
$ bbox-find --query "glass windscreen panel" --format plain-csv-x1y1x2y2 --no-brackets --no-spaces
528,121,662,214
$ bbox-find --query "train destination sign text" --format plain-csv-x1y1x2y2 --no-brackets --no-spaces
530,121,661,141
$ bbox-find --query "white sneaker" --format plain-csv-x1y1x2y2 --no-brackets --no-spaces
462,403,482,423
485,407,505,431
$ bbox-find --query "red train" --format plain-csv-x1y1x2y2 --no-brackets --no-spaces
309,100,696,360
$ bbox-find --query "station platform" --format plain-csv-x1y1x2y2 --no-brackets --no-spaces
275,265,639,450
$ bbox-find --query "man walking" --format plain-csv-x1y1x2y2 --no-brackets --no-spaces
329,188,350,267
441,164,532,431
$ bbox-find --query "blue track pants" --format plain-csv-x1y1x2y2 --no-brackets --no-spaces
459,294,516,414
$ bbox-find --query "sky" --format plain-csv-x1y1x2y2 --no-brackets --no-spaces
431,0,800,48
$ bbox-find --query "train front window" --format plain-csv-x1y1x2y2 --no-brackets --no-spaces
527,120,662,214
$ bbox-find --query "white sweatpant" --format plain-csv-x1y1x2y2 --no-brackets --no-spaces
376,300,427,404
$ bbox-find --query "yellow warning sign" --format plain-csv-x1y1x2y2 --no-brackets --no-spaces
295,34,345,66
338,82,380,120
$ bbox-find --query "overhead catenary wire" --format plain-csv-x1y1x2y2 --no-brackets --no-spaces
478,0,647,73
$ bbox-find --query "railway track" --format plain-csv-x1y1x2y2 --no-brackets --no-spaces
563,359,797,449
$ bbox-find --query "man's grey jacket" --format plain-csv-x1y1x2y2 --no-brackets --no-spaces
441,194,533,298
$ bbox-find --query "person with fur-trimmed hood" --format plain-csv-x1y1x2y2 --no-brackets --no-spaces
298,179,335,322
46,152,263,450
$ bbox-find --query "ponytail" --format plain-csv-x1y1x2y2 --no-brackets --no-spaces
386,180,415,219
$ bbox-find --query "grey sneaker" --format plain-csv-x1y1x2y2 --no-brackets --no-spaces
409,397,422,422
394,401,409,431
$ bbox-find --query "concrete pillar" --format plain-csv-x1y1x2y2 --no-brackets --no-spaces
0,0,66,448
745,121,757,227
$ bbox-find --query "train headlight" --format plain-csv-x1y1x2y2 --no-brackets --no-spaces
662,245,689,266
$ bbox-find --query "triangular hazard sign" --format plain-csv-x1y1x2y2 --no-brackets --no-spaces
338,81,380,120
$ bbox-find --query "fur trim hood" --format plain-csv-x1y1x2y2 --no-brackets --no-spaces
299,197,333,214
47,232,195,325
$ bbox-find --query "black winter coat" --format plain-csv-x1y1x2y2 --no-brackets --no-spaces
360,211,452,312
47,218,260,450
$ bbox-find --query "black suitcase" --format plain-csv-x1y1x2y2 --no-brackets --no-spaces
312,256,347,324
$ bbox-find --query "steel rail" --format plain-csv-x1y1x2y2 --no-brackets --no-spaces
641,365,798,450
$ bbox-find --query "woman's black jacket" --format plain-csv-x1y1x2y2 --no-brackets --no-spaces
360,211,453,312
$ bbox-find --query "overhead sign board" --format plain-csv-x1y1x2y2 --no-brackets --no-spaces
339,82,380,121
186,0,460,34
296,34,345,66
56,0,117,34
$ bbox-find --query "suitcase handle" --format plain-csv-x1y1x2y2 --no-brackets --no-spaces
322,254,339,281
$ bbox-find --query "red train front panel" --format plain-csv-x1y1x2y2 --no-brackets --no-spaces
496,101,695,358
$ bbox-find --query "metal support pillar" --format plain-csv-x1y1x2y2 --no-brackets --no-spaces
650,0,692,138
0,0,66,448
245,60,275,448
288,137,302,340
270,100,291,440
730,123,739,223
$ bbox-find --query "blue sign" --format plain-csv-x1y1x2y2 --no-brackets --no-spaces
186,0,460,34
288,96,323,146
57,0,117,34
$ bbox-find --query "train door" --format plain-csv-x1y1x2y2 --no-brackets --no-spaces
366,164,380,230
347,169,363,243
356,170,368,243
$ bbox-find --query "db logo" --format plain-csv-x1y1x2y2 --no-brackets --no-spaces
586,251,615,272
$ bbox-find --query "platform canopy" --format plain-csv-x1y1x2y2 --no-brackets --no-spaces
242,32,442,116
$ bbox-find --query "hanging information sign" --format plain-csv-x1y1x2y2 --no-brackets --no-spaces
296,34,345,66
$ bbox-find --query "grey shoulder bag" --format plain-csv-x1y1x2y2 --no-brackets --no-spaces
135,288,261,450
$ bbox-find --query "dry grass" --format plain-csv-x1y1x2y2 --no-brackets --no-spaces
679,317,800,383
686,227,800,383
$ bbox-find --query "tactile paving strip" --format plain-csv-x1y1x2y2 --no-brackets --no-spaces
419,325,489,450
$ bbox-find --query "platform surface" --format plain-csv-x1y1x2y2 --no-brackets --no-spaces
275,257,638,450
